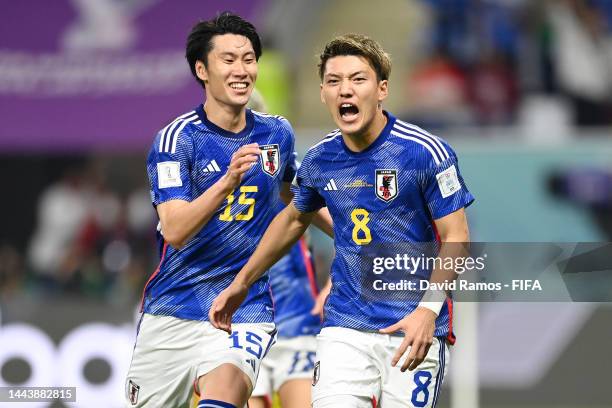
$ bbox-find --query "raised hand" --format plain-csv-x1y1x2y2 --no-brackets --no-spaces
220,143,260,191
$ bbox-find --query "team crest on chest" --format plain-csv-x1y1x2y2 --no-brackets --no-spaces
259,144,280,177
375,169,399,202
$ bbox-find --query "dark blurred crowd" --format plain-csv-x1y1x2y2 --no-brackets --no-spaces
401,0,612,129
0,159,157,303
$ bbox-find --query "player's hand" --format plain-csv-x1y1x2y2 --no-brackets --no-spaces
220,143,260,191
209,281,249,333
311,278,331,319
379,307,437,372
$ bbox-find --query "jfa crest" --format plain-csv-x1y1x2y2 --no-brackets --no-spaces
259,144,280,177
375,169,398,202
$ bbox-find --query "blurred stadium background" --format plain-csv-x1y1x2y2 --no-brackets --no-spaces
0,0,611,407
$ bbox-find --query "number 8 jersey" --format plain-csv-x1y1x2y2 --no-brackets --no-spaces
292,111,474,341
144,104,297,324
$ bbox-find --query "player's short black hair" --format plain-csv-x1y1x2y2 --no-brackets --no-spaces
186,11,262,88
318,33,391,82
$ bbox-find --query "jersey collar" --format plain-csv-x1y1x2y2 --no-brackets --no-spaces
195,104,254,139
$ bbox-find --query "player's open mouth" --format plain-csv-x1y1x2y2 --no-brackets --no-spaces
339,103,359,120
229,82,249,90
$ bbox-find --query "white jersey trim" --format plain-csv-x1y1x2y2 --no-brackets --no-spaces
158,111,198,153
310,130,341,151
390,130,442,166
395,120,449,160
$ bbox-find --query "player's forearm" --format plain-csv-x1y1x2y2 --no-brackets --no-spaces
430,239,469,284
417,210,470,314
160,178,233,248
430,209,470,285
234,204,313,288
280,182,333,238
312,207,334,238
428,221,470,285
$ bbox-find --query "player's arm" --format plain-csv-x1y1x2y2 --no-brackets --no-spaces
279,182,334,238
158,144,260,249
380,208,470,371
281,183,333,317
209,203,316,332
311,276,332,318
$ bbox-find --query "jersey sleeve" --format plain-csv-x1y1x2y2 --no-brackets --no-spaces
292,153,326,213
419,141,474,220
147,130,194,207
280,118,298,183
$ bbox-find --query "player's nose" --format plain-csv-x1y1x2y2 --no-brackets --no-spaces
232,61,248,77
339,78,353,96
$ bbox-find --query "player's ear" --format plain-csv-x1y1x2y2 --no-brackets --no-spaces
378,79,388,103
195,60,208,84
320,83,325,104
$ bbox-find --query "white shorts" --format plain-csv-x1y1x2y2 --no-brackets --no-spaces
124,313,276,408
251,335,317,397
312,327,449,408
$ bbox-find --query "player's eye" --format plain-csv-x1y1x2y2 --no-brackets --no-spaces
326,79,339,85
244,58,255,64
354,77,366,82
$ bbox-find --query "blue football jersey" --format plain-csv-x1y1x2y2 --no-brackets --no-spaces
268,236,321,338
144,105,297,323
292,111,474,341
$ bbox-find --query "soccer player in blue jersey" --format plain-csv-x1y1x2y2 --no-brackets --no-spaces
210,33,474,407
124,13,331,408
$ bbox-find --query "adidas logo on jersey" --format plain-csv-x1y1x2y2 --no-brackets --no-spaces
323,179,338,191
202,160,221,173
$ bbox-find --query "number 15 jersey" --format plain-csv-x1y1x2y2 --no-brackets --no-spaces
144,105,297,324
292,111,474,340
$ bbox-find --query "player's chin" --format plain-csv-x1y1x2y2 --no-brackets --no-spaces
227,94,251,108
336,117,362,135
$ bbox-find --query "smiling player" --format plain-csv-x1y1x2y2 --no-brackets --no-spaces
125,13,308,408
209,33,474,407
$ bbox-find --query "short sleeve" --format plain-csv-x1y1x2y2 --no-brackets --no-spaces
283,150,298,183
291,154,326,213
420,144,474,220
280,119,298,183
147,131,194,207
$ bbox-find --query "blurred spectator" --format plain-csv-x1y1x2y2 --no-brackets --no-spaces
410,0,526,128
402,48,473,129
27,165,91,284
547,0,612,126
423,0,475,65
469,50,519,125
423,0,525,66
115,187,157,302
27,160,123,294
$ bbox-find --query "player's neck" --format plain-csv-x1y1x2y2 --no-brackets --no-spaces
342,110,387,152
203,99,247,133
